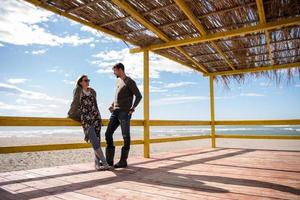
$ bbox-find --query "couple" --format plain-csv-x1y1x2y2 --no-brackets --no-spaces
67,63,142,171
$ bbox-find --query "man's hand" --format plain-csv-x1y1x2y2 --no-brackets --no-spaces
128,107,135,115
109,106,114,113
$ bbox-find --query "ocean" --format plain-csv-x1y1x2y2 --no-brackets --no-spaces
0,125,299,140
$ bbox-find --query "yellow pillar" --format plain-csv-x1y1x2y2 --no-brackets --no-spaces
209,75,216,148
143,50,150,158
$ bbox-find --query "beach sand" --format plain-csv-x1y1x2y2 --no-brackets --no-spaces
1,137,300,172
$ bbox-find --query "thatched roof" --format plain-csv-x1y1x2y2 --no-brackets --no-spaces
25,0,300,80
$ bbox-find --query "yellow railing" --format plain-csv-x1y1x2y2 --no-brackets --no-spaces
0,116,299,155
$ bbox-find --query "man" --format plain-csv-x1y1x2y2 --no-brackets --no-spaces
105,63,142,168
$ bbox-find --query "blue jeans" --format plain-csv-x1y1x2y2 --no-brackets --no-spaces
88,125,101,150
105,110,132,150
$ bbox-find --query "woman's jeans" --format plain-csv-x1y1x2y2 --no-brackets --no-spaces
105,110,132,151
88,125,106,164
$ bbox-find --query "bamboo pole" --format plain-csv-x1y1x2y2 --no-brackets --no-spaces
209,75,216,148
143,50,150,158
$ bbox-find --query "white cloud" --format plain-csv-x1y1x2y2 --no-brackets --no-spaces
164,82,196,88
7,78,29,84
137,84,168,93
63,80,75,85
80,25,119,43
152,96,209,105
25,49,48,55
0,100,59,115
0,83,68,104
259,82,272,87
47,66,63,74
91,48,194,79
0,0,94,46
152,95,235,106
240,93,265,97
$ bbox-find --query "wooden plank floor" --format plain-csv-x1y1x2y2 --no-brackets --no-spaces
0,148,299,200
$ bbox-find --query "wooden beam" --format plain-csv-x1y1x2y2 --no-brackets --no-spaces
204,62,300,76
110,0,208,73
130,16,300,53
23,0,204,75
209,75,216,148
124,1,262,36
153,51,201,73
143,50,150,158
0,140,144,154
24,0,132,44
256,0,274,65
216,135,300,140
174,0,235,70
215,119,300,126
0,116,143,126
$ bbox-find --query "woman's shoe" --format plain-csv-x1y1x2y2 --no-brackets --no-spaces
99,164,111,171
95,162,102,171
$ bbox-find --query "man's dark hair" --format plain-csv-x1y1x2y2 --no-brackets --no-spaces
113,63,125,71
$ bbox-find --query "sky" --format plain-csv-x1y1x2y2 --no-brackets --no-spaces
0,0,299,120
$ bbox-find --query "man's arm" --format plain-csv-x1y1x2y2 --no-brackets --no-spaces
128,80,142,110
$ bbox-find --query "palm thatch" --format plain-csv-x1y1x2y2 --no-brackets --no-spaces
25,0,300,83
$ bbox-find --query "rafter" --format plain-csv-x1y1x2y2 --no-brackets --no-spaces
102,0,261,29
191,38,300,58
174,0,235,71
130,16,300,53
111,0,208,73
204,62,300,76
256,0,273,66
66,0,102,13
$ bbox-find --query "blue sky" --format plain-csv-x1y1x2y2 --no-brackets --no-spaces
0,0,299,120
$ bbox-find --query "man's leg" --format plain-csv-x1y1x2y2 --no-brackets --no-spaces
105,111,120,166
114,111,131,168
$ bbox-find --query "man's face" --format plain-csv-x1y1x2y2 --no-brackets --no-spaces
113,68,121,78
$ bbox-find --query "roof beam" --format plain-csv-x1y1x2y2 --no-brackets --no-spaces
130,16,300,53
256,0,273,65
24,0,198,73
204,62,300,76
103,1,260,29
111,0,208,73
24,0,130,43
174,0,235,70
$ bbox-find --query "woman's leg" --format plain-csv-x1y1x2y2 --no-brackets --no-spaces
88,126,109,169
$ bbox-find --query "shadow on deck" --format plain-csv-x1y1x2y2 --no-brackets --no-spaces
0,148,300,200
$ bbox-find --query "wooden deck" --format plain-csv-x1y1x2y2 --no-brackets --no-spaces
0,148,299,200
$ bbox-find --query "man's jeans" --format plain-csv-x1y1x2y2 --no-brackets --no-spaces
105,110,132,150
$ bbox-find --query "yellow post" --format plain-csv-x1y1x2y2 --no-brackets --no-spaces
209,75,216,148
143,50,150,158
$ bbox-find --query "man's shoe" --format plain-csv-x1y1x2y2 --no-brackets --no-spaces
105,147,115,166
114,148,129,168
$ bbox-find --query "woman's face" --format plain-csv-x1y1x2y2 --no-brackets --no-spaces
80,76,90,88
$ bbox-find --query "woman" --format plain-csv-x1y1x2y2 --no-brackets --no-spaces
68,75,110,170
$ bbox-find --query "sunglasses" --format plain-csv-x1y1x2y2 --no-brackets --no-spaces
83,79,90,82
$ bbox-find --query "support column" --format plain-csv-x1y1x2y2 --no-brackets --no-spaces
209,75,216,148
143,50,150,158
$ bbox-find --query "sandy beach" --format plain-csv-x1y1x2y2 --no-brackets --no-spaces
1,137,300,172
